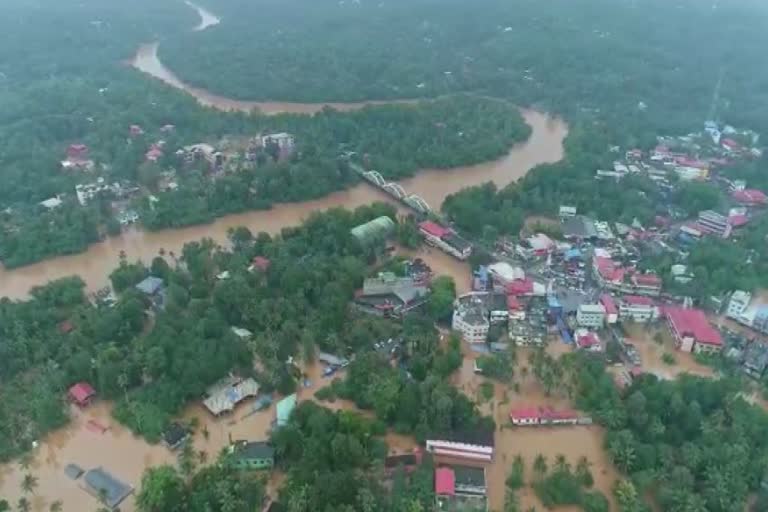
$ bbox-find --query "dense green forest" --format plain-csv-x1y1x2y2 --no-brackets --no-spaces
165,0,768,139
531,352,768,512
0,203,400,458
135,463,266,512
270,402,437,512
137,96,530,230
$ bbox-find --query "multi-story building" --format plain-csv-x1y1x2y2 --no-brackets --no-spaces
618,296,659,323
631,274,663,296
487,262,525,288
593,256,662,296
577,304,606,328
452,293,491,343
600,294,618,324
698,210,732,238
726,290,752,320
665,307,723,354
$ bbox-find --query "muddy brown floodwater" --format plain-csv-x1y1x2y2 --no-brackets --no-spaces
0,360,416,512
0,0,567,300
0,3,567,510
451,342,621,511
0,109,566,300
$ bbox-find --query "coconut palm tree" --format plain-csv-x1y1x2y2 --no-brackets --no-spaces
18,453,33,472
16,497,31,512
533,454,548,477
49,500,63,512
20,474,38,495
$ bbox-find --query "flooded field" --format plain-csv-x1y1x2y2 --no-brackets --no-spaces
451,343,619,511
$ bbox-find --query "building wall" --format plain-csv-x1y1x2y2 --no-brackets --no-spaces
619,305,658,322
577,308,605,328
693,342,722,355
452,315,489,343
231,457,273,470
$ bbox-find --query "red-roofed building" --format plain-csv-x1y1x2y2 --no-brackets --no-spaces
507,296,525,321
593,257,661,296
419,221,473,260
510,406,581,426
58,320,74,334
250,256,271,272
593,257,625,286
506,278,534,296
67,144,89,160
600,294,618,324
146,145,164,162
722,138,741,152
664,307,723,354
733,189,767,206
68,382,96,408
619,296,659,322
419,221,449,238
435,467,455,496
674,157,709,170
631,273,662,296
594,257,630,290
509,407,540,426
576,332,601,352
729,214,749,228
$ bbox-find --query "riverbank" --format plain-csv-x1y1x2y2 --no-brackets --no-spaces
0,109,566,300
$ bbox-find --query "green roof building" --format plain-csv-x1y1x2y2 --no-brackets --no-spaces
227,441,275,471
276,393,297,427
350,216,396,246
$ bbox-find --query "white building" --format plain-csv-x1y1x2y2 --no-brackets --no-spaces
576,304,606,328
261,132,296,150
426,440,493,463
487,262,525,287
40,196,63,209
618,296,659,322
727,290,752,320
452,293,491,343
559,205,577,218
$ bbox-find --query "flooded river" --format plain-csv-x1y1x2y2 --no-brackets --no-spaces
0,3,567,510
0,109,566,300
0,0,567,299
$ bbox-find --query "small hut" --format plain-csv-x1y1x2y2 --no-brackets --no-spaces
68,382,96,408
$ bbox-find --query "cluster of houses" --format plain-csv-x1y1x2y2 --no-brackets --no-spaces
453,262,549,346
37,128,297,230
599,121,761,186
454,208,732,363
595,122,767,247
726,290,768,335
